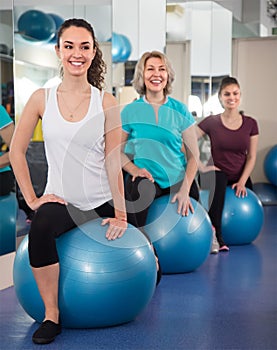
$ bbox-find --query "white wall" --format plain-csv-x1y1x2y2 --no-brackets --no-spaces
232,36,277,183
113,0,166,60
166,1,232,77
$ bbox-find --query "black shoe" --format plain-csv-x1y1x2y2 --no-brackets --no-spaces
32,320,62,344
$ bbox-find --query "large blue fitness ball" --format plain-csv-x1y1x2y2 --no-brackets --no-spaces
13,218,157,328
0,193,17,255
222,187,264,245
145,195,212,274
264,145,277,186
18,10,56,42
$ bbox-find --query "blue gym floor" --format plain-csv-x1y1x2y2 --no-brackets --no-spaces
0,205,276,350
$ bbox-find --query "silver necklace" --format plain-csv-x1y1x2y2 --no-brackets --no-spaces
59,91,89,119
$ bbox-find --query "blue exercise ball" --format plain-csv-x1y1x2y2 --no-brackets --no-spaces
13,218,157,328
0,193,17,255
264,145,277,186
222,187,264,245
145,195,212,274
111,32,125,63
17,10,56,42
47,13,64,44
253,182,277,205
199,189,210,212
118,34,132,62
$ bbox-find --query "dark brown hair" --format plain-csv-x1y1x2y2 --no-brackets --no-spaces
218,76,240,97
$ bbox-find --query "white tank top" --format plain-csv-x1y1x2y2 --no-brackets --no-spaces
42,84,112,210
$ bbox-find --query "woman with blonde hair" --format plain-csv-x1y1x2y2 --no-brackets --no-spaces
121,50,200,233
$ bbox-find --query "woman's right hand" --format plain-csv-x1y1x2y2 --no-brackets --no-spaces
199,165,221,173
131,167,154,183
28,194,67,211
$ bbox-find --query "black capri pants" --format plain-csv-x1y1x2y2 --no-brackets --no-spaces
28,201,115,268
125,175,199,230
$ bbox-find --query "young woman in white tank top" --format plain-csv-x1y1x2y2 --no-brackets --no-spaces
10,18,127,344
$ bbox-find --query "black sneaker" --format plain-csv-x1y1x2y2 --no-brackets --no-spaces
32,320,62,344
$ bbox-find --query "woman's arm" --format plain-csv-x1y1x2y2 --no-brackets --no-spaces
102,92,127,238
172,124,200,216
0,122,14,168
10,89,43,208
232,134,259,197
196,124,220,173
10,89,66,210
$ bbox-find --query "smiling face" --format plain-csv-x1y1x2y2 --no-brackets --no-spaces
143,57,168,95
55,25,96,78
219,83,241,110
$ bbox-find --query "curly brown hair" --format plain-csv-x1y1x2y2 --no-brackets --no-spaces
56,18,107,90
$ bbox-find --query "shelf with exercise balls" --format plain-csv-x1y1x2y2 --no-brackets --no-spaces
17,10,56,43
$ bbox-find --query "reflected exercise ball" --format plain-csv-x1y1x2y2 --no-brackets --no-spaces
47,13,64,44
222,187,264,245
118,34,132,62
145,195,212,274
111,32,125,63
18,10,56,42
264,145,277,186
13,218,157,328
0,193,17,255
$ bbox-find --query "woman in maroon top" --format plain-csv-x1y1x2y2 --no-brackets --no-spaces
196,76,259,253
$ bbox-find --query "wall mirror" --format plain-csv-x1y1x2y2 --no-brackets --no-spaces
9,0,277,245
171,0,275,116
0,0,16,257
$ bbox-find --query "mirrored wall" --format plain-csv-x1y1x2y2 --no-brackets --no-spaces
0,0,16,257
0,0,276,256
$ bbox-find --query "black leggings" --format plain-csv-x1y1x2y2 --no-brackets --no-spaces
125,176,199,230
199,171,253,246
0,171,14,196
28,201,115,268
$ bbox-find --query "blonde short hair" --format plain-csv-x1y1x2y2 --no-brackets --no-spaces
132,51,175,96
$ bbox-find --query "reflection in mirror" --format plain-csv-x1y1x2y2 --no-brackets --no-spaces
13,1,112,241
0,0,16,257
166,0,276,117
166,0,277,175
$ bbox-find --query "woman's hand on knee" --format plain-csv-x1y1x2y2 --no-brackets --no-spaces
28,194,67,211
131,168,154,183
101,217,127,240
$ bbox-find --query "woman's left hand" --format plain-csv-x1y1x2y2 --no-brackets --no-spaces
171,191,194,216
232,183,247,198
101,217,128,240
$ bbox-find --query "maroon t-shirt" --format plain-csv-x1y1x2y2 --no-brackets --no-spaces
198,114,259,181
